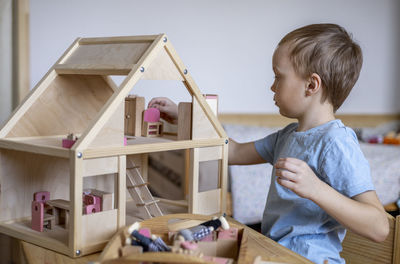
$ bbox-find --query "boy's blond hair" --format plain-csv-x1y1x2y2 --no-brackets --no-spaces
279,23,363,112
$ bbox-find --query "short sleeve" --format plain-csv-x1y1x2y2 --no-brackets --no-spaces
319,136,375,198
254,131,279,164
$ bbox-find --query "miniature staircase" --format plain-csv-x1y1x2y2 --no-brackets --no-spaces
126,158,163,219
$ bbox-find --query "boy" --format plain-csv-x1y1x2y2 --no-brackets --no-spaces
148,24,389,264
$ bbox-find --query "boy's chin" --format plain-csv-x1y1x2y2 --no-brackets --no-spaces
278,109,296,119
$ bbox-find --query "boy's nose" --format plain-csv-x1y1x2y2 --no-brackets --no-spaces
270,84,276,92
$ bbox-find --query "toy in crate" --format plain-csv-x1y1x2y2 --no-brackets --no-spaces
99,214,248,263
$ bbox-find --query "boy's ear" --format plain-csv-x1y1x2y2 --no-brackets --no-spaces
305,73,322,96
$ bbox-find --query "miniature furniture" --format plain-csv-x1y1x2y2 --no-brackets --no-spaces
98,213,313,264
142,108,163,137
0,34,228,257
46,199,70,228
340,214,400,264
84,189,113,211
31,191,55,232
62,133,78,148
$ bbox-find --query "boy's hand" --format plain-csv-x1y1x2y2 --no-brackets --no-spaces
148,97,178,124
274,157,322,200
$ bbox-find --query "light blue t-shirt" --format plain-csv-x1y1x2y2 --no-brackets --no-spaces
254,120,374,264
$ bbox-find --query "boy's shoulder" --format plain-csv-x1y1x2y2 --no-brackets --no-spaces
281,119,359,148
281,119,356,139
320,119,358,143
314,120,363,164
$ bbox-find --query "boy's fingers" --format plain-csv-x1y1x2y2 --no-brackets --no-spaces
276,169,296,181
275,160,298,173
277,177,295,189
148,97,167,108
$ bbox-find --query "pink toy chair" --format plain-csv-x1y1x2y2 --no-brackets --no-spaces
142,108,163,137
31,191,54,232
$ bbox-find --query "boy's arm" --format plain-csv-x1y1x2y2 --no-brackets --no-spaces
317,188,389,242
275,158,389,242
228,139,266,165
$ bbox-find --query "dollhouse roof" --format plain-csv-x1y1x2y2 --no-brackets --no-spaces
0,34,227,158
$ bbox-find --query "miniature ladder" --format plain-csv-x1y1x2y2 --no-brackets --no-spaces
126,159,163,219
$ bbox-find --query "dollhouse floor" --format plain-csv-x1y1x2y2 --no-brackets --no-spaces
125,199,186,225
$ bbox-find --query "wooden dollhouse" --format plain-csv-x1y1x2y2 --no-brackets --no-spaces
0,34,228,257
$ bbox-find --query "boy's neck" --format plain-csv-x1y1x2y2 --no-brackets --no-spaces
296,104,335,132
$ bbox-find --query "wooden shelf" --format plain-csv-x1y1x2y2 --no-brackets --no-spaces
0,135,70,158
83,137,226,159
54,63,133,75
125,135,176,145
0,219,69,255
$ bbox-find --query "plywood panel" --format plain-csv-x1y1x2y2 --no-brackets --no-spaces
81,209,117,248
192,97,219,139
60,42,151,71
7,75,114,137
142,47,183,80
89,102,124,148
198,146,222,162
196,189,221,215
0,150,69,222
83,157,118,177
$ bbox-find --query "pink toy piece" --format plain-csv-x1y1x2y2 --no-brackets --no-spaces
84,194,101,206
217,228,238,241
33,191,50,202
124,136,127,146
84,203,101,214
143,108,160,123
62,138,76,149
32,201,44,232
181,241,198,250
200,233,214,242
138,228,151,238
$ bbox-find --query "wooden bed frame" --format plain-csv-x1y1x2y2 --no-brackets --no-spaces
218,113,400,128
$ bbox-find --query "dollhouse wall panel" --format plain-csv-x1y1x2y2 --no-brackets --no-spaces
192,97,219,140
0,150,69,222
198,146,222,162
89,103,125,148
83,157,118,177
141,48,183,80
196,189,221,215
81,208,118,253
6,75,113,138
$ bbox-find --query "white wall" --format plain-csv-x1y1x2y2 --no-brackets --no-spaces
30,0,400,114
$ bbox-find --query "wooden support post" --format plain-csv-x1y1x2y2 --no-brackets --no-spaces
220,141,229,214
12,0,30,108
177,102,192,140
117,155,126,228
69,151,83,257
188,148,199,213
